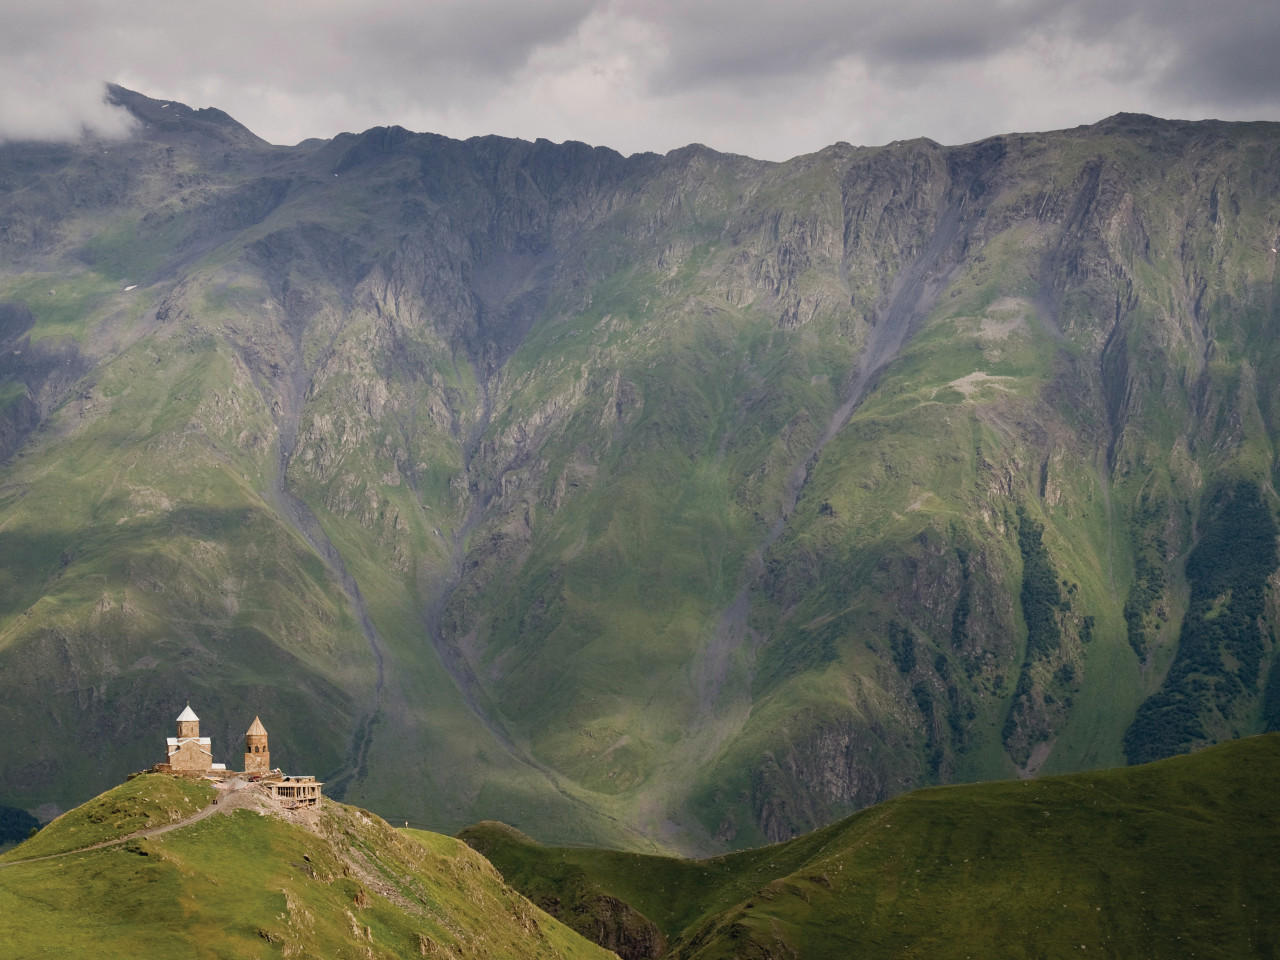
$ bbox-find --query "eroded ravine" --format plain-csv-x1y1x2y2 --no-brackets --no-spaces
416,355,617,826
656,198,972,845
419,373,521,752
263,316,387,801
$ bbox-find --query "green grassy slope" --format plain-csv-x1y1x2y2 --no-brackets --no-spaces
463,733,1280,959
0,773,613,960
0,320,370,806
0,774,214,860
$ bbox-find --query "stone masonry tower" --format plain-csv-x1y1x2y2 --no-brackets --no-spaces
244,716,270,775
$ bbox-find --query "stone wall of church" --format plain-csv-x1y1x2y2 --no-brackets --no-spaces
169,740,212,773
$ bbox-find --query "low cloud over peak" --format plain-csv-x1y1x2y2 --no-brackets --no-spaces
0,76,134,143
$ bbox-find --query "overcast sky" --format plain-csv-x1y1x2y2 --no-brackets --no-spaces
3,0,1278,160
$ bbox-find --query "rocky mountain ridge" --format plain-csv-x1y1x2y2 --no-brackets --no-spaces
0,89,1278,851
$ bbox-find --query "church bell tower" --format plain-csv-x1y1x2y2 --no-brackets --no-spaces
176,703,200,740
244,716,270,775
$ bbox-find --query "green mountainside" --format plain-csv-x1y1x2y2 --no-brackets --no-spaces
2,87,1280,850
461,733,1280,959
0,772,612,960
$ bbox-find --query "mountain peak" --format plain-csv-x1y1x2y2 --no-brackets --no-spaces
104,83,267,147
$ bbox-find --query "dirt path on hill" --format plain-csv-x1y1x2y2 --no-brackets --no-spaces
0,804,219,868
0,779,284,868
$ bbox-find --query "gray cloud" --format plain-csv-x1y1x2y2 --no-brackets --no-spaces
1,0,1277,158
1142,0,1280,106
629,0,1280,104
629,0,1060,90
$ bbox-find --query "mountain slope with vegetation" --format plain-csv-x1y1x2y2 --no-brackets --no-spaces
1,89,1279,850
461,734,1280,959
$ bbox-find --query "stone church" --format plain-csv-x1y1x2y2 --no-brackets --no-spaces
165,704,228,774
157,705,322,806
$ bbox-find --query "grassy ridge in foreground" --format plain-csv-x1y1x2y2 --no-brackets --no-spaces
0,774,214,861
462,734,1280,959
0,774,613,960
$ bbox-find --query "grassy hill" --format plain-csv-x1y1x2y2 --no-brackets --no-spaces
461,733,1280,959
0,773,613,960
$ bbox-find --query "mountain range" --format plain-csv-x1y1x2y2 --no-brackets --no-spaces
1,85,1278,852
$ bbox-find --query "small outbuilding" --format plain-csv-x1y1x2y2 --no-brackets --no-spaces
264,775,323,808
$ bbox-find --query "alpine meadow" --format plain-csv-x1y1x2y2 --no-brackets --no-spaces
2,86,1280,856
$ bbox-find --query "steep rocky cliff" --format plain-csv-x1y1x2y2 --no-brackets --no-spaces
0,90,1277,851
